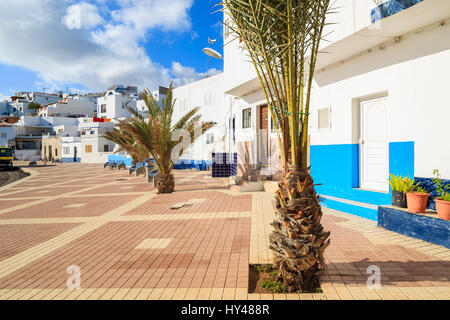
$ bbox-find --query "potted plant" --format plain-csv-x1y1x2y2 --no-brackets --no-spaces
406,183,430,214
433,169,450,220
387,174,414,208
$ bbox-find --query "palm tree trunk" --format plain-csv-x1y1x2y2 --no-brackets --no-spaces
269,165,330,292
156,173,175,194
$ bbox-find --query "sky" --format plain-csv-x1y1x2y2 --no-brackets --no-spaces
0,0,224,100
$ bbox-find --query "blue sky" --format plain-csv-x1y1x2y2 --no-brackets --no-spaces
0,0,223,99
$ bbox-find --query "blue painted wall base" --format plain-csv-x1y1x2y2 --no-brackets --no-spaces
61,158,81,163
378,206,449,248
310,141,414,222
320,197,378,221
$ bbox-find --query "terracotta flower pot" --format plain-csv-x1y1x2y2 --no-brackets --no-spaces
435,198,450,220
406,192,430,213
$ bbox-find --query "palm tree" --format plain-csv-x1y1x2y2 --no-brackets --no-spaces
120,82,216,193
222,0,332,292
104,128,148,166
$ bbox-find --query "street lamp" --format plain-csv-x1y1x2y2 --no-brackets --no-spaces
202,38,222,77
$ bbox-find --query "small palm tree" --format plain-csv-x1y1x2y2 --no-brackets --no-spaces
222,0,332,292
121,82,216,193
104,128,148,166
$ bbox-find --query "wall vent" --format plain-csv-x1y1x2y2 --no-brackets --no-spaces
318,107,331,129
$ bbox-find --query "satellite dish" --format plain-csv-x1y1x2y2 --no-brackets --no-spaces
202,47,222,60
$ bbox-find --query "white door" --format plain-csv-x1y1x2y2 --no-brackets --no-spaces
360,97,389,192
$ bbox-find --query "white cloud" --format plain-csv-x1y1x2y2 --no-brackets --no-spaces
171,62,221,87
0,0,207,93
0,93,10,101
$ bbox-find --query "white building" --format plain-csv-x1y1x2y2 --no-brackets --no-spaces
223,0,450,220
0,125,14,147
136,86,169,113
79,121,115,163
97,85,140,120
61,136,82,163
172,73,227,167
38,97,95,118
9,92,61,116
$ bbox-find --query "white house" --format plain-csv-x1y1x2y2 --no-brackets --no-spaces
39,98,96,118
97,85,140,120
0,125,14,147
61,136,82,163
223,0,450,220
136,86,169,113
172,73,227,168
79,121,115,163
9,92,61,116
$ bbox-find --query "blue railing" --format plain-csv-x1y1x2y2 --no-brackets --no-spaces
371,0,424,24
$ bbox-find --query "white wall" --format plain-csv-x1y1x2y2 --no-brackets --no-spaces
40,99,95,117
62,137,81,160
0,126,14,147
97,93,137,119
172,73,227,162
310,22,450,178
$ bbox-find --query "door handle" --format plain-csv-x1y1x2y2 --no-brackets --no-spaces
359,139,364,145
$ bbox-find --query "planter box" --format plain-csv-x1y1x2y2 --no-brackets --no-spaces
378,206,450,248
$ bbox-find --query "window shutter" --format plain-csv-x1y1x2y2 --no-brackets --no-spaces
318,108,330,129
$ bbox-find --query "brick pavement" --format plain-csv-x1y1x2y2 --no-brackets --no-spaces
0,162,448,300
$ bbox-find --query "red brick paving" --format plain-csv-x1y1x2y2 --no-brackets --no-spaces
126,191,251,216
0,218,250,289
0,223,81,262
0,195,138,219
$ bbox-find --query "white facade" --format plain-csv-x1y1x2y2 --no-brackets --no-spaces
39,98,95,118
0,125,14,147
79,121,115,163
97,85,140,119
223,0,450,220
172,73,227,163
61,136,82,163
10,92,61,116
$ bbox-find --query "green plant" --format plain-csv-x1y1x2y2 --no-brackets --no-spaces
433,169,450,202
413,184,428,194
119,82,215,194
255,264,273,273
260,270,287,293
387,174,417,192
222,0,332,293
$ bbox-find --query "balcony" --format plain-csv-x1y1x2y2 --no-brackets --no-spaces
371,0,424,23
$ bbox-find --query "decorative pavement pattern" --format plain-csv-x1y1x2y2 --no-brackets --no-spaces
0,163,448,300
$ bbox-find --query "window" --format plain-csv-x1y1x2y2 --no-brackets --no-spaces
204,92,214,106
63,147,70,155
90,131,95,135
242,108,252,129
206,134,214,145
85,145,92,153
1,133,6,139
55,149,58,156
318,107,331,129
104,144,110,152
101,104,107,113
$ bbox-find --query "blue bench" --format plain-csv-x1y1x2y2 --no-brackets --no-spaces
129,162,144,175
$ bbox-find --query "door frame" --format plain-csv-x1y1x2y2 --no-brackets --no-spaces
257,104,269,166
359,95,389,192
